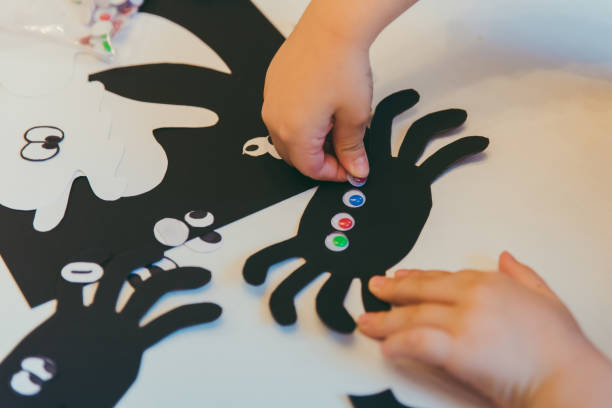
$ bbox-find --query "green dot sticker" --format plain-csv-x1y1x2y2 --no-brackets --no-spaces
325,232,349,252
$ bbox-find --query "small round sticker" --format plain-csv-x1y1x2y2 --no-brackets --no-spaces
325,232,349,252
348,175,367,187
342,190,365,208
331,213,355,231
61,262,104,284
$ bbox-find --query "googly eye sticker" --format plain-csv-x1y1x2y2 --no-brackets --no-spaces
61,262,104,284
325,232,349,252
184,210,214,228
347,175,367,187
331,213,355,231
20,357,57,382
342,190,366,208
20,126,65,162
185,231,223,253
10,371,41,396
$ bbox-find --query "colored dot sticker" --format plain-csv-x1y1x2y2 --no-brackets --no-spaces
342,189,366,208
348,174,367,187
331,213,355,231
325,232,349,252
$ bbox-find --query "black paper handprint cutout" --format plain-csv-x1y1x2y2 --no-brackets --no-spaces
0,246,221,408
243,89,489,333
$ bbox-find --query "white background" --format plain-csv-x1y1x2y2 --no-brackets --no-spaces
0,0,611,407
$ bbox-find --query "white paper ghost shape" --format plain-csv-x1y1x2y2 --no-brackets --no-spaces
242,136,281,160
0,79,124,232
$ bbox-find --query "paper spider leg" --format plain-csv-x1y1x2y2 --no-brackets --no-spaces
243,239,301,286
360,275,391,313
90,64,232,114
121,267,212,322
139,302,222,349
269,263,321,325
315,274,356,333
93,246,165,313
420,136,490,184
398,109,468,164
368,90,420,160
55,278,91,315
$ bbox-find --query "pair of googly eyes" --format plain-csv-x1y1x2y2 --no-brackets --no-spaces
10,357,57,396
20,126,65,162
154,211,222,253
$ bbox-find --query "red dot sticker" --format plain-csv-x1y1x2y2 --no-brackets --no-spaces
331,213,355,231
100,13,111,21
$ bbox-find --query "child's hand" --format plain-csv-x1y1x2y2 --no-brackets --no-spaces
262,16,372,181
358,252,612,407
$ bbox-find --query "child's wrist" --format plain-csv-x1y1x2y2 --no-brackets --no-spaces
529,341,612,407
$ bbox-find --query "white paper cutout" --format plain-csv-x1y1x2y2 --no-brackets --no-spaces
242,136,281,160
0,31,81,97
100,91,219,197
0,79,125,232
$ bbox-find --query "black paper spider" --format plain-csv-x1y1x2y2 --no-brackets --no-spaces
244,90,489,333
0,246,221,408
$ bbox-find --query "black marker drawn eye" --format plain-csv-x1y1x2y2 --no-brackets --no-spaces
20,126,65,162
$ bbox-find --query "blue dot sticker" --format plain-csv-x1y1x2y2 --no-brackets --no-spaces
343,189,365,208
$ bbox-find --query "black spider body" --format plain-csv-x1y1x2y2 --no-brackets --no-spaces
244,90,489,333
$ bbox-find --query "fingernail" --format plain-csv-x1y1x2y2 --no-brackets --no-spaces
369,276,387,289
394,270,412,278
350,155,369,178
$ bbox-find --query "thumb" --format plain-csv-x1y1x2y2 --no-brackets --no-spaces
499,251,557,299
332,111,370,178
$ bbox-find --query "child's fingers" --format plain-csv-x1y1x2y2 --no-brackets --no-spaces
332,108,370,178
381,327,452,368
369,274,461,305
358,303,456,339
287,140,347,181
499,251,557,299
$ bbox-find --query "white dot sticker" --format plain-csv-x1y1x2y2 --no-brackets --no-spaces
342,190,366,208
61,262,104,284
153,218,189,247
331,213,355,231
325,232,349,252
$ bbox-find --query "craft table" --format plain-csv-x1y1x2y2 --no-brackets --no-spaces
0,0,610,407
